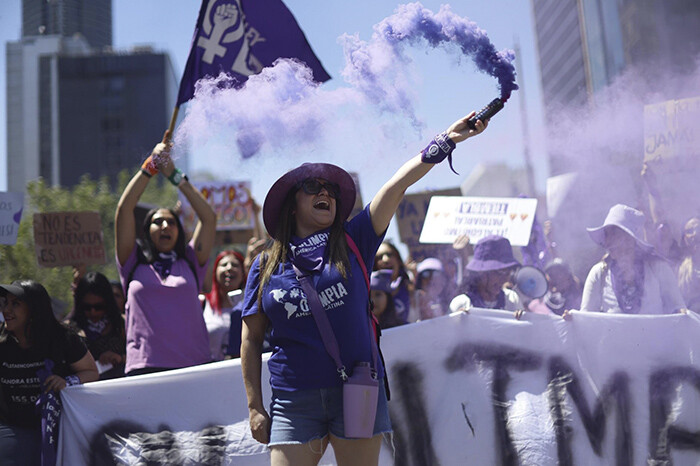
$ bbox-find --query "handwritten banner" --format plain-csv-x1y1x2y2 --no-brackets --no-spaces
33,212,106,267
179,181,255,234
57,310,700,465
419,196,538,246
0,192,24,245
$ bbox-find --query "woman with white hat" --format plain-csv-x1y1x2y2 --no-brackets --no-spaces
240,113,487,465
581,204,685,314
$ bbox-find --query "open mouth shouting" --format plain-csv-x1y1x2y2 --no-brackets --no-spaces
313,199,331,211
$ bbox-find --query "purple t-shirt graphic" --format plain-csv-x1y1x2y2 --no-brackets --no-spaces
118,240,210,373
242,206,385,391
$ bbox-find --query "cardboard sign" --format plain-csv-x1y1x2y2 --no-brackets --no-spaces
0,192,24,245
33,212,106,267
395,188,461,245
179,181,255,234
644,96,700,163
419,196,538,246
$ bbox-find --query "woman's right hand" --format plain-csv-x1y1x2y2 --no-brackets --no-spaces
249,407,271,444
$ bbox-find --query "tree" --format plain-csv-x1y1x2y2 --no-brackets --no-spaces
0,171,177,316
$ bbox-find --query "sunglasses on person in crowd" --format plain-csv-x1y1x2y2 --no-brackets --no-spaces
296,179,340,198
81,303,107,312
419,270,444,280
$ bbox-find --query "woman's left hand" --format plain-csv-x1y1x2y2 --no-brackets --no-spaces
43,375,67,393
446,111,488,144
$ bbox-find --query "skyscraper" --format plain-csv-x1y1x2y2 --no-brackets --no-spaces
22,0,112,50
6,1,177,192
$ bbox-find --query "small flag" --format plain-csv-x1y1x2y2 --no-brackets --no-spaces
177,0,331,106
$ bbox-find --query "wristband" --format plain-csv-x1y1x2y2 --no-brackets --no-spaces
421,131,458,174
168,168,187,187
65,375,81,387
141,155,159,177
140,169,153,178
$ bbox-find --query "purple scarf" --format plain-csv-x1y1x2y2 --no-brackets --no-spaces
36,359,60,466
85,317,109,341
288,229,330,274
609,255,645,314
152,251,178,279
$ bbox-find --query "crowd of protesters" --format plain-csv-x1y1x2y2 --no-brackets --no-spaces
1,124,697,465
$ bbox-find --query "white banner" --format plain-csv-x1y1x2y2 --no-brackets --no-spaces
419,196,538,246
58,310,700,465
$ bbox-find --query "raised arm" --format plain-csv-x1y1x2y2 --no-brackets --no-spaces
114,134,165,265
157,143,217,267
369,111,487,236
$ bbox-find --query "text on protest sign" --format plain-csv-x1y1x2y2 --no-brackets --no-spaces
419,196,537,246
0,192,24,245
644,96,700,162
33,212,106,267
179,181,255,234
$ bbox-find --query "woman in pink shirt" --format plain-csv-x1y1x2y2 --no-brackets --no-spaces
115,132,217,376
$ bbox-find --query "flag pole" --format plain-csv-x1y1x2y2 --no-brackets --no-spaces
166,106,180,142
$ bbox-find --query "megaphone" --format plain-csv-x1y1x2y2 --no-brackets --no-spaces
513,266,548,299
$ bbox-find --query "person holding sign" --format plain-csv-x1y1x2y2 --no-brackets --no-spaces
449,235,523,313
581,204,685,314
241,112,487,465
0,280,98,464
115,132,216,376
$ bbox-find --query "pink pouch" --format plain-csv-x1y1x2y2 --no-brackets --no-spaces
343,362,379,438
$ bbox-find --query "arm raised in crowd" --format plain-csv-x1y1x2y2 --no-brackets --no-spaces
369,111,487,236
158,154,217,267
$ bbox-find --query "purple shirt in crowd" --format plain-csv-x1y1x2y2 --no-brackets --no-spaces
117,240,210,373
242,206,385,391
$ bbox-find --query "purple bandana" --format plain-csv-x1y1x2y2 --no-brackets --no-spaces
85,317,109,341
288,229,329,274
36,359,60,466
152,251,178,279
468,289,506,310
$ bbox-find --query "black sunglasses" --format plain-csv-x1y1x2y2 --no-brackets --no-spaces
81,303,107,312
296,179,340,199
151,217,177,227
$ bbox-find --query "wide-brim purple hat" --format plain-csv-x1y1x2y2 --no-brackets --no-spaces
466,235,520,272
263,163,356,240
586,204,653,251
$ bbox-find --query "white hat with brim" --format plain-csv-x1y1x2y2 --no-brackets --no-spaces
586,204,654,251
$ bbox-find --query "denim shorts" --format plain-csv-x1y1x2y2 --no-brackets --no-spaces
268,381,392,445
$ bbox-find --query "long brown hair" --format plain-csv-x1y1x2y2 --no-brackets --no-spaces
257,189,350,304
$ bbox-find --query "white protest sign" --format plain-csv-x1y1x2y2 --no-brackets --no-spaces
419,196,538,246
0,192,23,245
57,310,700,465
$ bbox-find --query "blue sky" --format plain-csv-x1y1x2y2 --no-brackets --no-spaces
0,0,548,212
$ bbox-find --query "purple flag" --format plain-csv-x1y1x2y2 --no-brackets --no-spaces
177,0,331,106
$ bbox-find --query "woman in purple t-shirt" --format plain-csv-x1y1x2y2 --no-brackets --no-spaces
241,113,487,465
115,132,216,376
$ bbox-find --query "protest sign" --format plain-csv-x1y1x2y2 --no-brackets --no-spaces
419,196,537,246
33,212,105,267
58,310,700,465
0,192,24,245
644,96,700,163
642,96,700,236
179,180,255,235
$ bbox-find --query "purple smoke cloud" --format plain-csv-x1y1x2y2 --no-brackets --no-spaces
175,2,517,160
341,3,518,111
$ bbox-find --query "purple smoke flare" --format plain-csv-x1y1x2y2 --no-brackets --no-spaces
343,3,518,102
